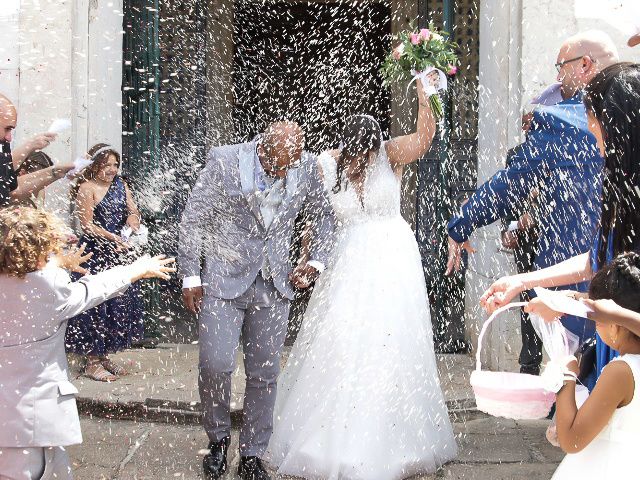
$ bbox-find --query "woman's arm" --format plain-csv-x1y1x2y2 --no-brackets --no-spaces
10,164,73,201
76,183,126,245
11,133,57,169
556,360,633,453
123,182,141,230
481,253,593,312
385,79,436,173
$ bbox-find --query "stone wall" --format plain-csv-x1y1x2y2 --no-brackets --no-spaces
0,0,123,222
465,0,523,371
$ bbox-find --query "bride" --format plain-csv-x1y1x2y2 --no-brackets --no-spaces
264,79,457,480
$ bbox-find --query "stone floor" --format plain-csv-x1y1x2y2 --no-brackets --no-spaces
66,344,565,479
68,416,564,480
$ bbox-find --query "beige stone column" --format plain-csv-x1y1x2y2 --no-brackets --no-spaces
87,0,124,152
15,0,75,218
0,1,21,102
465,0,523,371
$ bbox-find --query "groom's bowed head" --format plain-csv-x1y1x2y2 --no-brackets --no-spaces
256,121,305,178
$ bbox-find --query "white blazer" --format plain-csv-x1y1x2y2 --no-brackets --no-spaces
0,264,134,447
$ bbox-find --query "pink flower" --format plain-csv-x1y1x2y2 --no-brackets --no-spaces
447,65,458,75
419,28,431,41
392,43,405,60
410,33,421,45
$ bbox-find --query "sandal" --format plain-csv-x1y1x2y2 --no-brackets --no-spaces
101,358,129,376
84,361,118,382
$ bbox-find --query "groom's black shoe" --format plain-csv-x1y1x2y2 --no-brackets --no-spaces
203,436,230,479
238,456,271,480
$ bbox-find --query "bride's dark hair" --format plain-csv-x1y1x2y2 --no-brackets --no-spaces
333,115,382,194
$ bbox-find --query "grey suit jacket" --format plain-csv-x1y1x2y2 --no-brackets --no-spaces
0,265,134,447
178,141,335,300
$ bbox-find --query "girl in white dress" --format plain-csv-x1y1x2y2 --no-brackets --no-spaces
552,252,640,479
265,80,457,479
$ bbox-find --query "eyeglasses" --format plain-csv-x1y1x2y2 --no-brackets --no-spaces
555,55,587,73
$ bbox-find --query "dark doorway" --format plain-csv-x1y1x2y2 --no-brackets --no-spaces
233,0,392,152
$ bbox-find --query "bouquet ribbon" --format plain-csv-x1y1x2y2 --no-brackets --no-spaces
407,66,448,97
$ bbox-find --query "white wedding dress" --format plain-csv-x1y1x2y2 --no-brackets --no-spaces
264,144,457,479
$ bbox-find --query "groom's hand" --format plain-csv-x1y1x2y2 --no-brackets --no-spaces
446,236,476,276
183,286,204,314
289,263,319,289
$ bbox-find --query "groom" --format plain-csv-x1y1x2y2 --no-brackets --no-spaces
178,121,334,480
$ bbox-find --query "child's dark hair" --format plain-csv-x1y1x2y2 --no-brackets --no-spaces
589,252,640,316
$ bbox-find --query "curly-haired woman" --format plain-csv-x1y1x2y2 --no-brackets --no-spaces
65,144,145,382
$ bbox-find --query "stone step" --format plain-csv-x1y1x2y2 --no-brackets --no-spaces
71,344,478,426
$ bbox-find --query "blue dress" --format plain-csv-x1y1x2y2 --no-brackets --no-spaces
65,176,143,355
590,231,619,379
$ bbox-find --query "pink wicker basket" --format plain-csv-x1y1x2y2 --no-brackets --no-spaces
470,303,556,420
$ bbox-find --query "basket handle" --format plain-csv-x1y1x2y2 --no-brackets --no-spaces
475,302,527,371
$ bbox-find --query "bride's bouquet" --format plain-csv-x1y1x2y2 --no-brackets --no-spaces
380,25,459,119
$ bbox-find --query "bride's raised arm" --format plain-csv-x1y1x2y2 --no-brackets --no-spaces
385,79,436,172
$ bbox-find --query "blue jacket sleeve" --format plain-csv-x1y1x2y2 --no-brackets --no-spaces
447,145,546,243
447,98,590,243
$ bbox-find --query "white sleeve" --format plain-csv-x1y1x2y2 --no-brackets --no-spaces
52,266,133,321
307,260,325,273
182,275,202,289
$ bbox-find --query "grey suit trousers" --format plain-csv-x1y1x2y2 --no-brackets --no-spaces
199,275,290,457
0,446,72,480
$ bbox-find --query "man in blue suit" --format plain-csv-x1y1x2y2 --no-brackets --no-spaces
446,31,619,345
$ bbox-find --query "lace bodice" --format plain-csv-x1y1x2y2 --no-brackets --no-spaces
317,144,401,224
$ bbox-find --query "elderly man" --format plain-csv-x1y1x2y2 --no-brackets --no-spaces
446,31,619,345
178,121,334,480
0,94,73,207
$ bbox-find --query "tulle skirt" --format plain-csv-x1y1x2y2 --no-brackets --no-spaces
265,216,457,479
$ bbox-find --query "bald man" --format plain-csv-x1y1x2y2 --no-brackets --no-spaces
446,31,619,371
0,94,73,207
554,30,619,99
178,122,335,479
